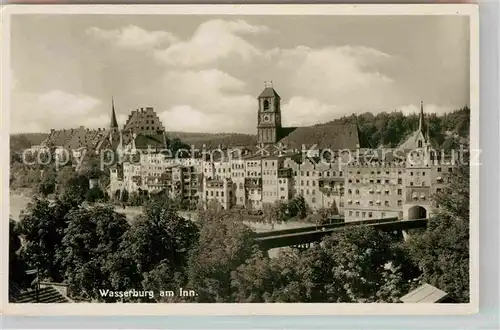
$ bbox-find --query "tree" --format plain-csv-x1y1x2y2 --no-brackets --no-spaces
17,197,78,282
61,173,90,204
38,167,57,196
61,205,129,301
115,199,199,296
405,160,470,302
121,189,129,203
85,187,105,203
262,200,288,224
321,227,413,302
141,261,187,302
9,219,28,287
187,205,256,302
287,195,308,219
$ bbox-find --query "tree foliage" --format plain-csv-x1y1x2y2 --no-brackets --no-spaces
17,197,77,282
61,205,130,301
405,159,470,302
114,200,199,297
187,205,256,302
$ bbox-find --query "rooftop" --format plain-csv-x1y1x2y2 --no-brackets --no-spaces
399,283,449,303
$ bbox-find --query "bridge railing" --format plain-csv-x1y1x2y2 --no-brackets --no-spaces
254,217,399,239
255,217,430,249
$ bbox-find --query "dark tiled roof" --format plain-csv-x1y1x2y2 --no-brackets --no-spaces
277,124,361,150
134,133,167,149
258,87,280,98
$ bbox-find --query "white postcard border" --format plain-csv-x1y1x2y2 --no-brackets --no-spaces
1,3,480,316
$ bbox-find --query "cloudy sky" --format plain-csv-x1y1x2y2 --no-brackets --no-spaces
10,15,470,134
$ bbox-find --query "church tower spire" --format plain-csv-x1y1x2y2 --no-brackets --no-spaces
418,100,424,133
110,96,119,131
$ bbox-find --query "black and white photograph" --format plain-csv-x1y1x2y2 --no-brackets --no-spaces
3,4,479,315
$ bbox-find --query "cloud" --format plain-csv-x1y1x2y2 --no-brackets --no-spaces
162,69,256,115
154,19,270,68
159,105,252,133
267,45,399,112
86,25,177,50
11,90,103,133
281,97,338,127
149,69,257,133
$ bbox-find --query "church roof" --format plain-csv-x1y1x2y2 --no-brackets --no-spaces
258,87,280,99
277,124,362,150
398,130,427,151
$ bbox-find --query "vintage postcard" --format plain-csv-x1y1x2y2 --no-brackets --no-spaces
1,4,479,316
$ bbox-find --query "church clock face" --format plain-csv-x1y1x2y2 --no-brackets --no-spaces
263,115,271,123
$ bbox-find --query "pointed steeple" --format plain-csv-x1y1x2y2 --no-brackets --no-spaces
110,96,118,130
418,100,424,133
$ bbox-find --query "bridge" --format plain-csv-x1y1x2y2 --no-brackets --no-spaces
254,217,429,250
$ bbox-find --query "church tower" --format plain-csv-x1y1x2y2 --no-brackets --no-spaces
257,81,282,145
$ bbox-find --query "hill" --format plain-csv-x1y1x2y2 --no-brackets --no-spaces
166,107,470,150
10,133,48,152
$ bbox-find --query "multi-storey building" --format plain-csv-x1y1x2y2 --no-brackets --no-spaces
203,177,233,210
122,107,166,136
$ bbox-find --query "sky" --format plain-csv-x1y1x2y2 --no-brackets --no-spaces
10,15,470,134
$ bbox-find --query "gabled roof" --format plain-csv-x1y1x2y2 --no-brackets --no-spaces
398,130,427,151
400,283,449,303
277,124,362,150
134,133,167,149
258,87,280,99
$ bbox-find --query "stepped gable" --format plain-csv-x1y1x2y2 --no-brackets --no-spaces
277,123,362,150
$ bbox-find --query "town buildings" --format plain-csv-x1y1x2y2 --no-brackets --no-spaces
36,84,457,223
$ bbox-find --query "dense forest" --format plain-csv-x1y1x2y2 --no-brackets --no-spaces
168,107,470,149
332,107,470,148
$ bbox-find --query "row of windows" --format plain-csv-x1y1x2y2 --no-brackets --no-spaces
348,211,387,218
300,180,316,187
263,180,277,185
263,191,278,197
206,190,226,197
348,178,404,184
348,188,403,195
300,189,316,196
292,170,344,177
263,170,277,176
347,200,400,207
349,170,403,175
